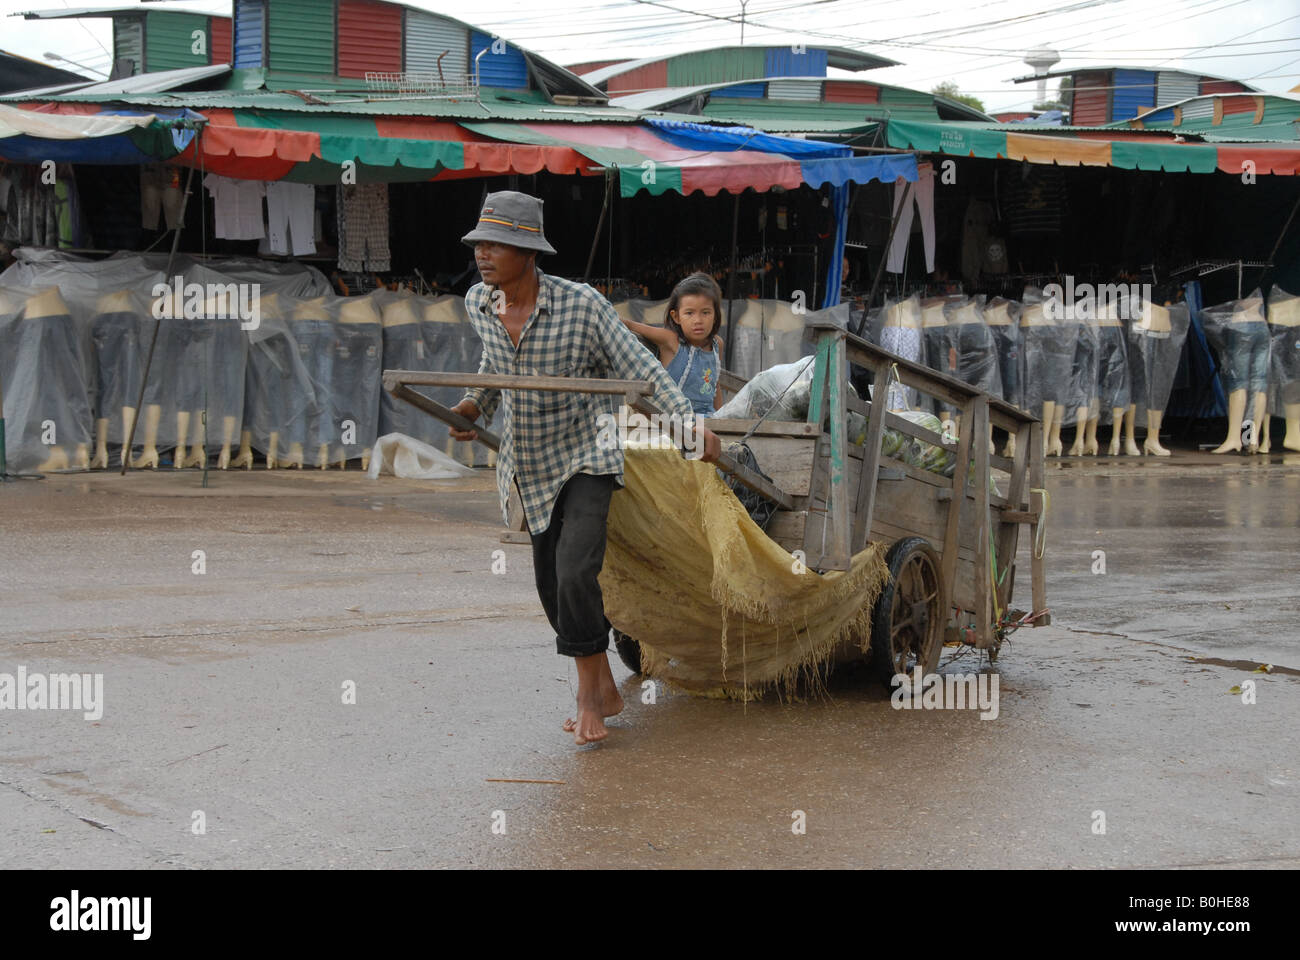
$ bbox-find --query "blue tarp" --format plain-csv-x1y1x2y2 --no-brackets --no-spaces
643,118,920,310
0,106,202,165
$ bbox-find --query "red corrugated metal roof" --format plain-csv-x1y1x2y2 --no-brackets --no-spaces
824,80,877,104
337,0,402,78
209,16,231,65
1219,94,1257,116
605,61,667,94
1200,79,1248,95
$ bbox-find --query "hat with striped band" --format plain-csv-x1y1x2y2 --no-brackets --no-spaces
461,190,556,255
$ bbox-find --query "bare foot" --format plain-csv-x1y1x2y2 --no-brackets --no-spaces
570,704,608,745
563,672,624,733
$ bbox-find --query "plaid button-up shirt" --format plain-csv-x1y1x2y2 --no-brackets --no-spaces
462,270,697,535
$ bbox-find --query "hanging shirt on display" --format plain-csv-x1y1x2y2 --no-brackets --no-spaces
203,174,266,241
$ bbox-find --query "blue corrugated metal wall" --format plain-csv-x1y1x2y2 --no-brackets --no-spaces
719,81,766,99
469,30,529,89
764,47,828,78
1112,68,1156,121
233,0,265,69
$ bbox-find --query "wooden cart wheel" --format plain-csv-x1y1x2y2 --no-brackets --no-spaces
612,630,643,674
871,537,944,687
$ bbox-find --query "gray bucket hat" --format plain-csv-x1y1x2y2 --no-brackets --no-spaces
461,190,556,255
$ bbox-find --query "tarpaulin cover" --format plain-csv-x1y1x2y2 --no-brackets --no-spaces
1129,300,1191,427
1201,290,1271,397
1267,286,1300,408
599,444,888,699
0,103,199,164
0,285,93,473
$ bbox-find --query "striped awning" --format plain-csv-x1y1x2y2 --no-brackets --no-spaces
886,118,1300,175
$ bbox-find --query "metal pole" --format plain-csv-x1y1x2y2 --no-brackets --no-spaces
583,171,612,283
724,191,741,366
122,163,197,475
857,178,914,337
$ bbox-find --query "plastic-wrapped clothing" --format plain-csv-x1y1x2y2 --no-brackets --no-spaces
714,356,816,422
1019,298,1078,419
1128,300,1190,427
90,291,146,445
0,286,93,472
1094,316,1131,418
920,296,957,417
878,294,923,410
243,294,316,460
291,298,334,454
985,298,1023,411
1064,316,1100,424
377,294,495,468
1267,286,1300,407
331,296,383,462
944,295,1003,400
1202,291,1270,396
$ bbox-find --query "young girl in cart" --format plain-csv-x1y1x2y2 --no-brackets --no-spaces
620,272,725,417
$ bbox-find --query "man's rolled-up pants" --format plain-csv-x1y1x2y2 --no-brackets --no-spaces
529,472,617,657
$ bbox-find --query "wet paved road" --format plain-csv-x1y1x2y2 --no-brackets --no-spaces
1,453,1297,869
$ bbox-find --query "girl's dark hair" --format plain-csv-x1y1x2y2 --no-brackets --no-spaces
665,272,723,344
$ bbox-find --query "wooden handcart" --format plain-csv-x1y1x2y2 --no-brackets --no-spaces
383,319,1049,683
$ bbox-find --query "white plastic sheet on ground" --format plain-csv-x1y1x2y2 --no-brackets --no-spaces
367,432,476,480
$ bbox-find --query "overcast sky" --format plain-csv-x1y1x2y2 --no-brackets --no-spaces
3,0,1297,112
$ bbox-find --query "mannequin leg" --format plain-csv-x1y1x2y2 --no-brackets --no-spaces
73,443,90,470
1211,390,1246,454
1144,408,1170,456
316,443,329,469
1068,407,1089,456
285,441,305,470
120,406,137,468
218,416,236,470
1259,413,1271,454
1107,407,1126,456
183,413,207,468
174,411,191,469
232,429,254,470
91,419,109,469
1084,413,1100,456
266,431,280,469
37,446,70,472
1122,405,1141,456
1003,431,1016,460
361,447,372,473
1284,404,1300,452
1044,402,1063,457
131,404,162,469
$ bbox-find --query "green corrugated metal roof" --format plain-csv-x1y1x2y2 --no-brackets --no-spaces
700,97,951,130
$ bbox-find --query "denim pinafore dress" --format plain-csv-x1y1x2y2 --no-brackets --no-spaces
664,341,719,417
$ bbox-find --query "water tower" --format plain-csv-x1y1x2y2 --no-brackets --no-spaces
1025,45,1061,105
